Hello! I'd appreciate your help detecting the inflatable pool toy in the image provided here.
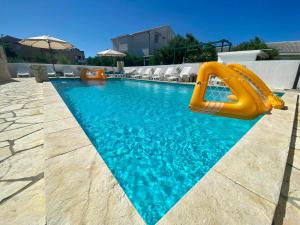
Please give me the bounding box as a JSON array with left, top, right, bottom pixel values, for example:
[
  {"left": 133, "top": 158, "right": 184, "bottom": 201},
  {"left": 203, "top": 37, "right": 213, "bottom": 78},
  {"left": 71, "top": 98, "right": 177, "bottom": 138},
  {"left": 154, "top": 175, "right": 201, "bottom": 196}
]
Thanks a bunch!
[
  {"left": 227, "top": 64, "right": 285, "bottom": 109},
  {"left": 80, "top": 68, "right": 107, "bottom": 80},
  {"left": 189, "top": 62, "right": 284, "bottom": 120}
]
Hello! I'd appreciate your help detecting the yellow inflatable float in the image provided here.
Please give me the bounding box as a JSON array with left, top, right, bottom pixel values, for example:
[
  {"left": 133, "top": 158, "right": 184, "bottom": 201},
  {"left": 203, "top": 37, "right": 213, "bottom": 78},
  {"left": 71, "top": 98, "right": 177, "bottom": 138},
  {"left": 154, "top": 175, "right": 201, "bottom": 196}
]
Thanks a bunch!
[
  {"left": 80, "top": 68, "right": 107, "bottom": 80},
  {"left": 227, "top": 64, "right": 285, "bottom": 109},
  {"left": 189, "top": 62, "right": 284, "bottom": 120}
]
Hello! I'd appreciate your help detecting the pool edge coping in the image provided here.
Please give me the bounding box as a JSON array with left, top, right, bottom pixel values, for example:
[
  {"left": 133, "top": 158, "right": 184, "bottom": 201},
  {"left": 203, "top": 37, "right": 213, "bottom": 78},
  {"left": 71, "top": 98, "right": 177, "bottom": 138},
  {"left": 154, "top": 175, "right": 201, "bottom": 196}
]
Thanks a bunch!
[
  {"left": 43, "top": 81, "right": 146, "bottom": 225},
  {"left": 43, "top": 80, "right": 298, "bottom": 225},
  {"left": 50, "top": 76, "right": 287, "bottom": 92},
  {"left": 157, "top": 91, "right": 298, "bottom": 225}
]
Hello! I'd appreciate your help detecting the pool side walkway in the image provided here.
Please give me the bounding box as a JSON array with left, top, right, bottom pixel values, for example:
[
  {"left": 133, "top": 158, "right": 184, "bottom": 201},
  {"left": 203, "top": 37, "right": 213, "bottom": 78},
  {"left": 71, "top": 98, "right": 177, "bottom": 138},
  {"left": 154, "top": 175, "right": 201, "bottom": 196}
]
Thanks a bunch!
[
  {"left": 0, "top": 78, "right": 45, "bottom": 225},
  {"left": 0, "top": 78, "right": 299, "bottom": 225},
  {"left": 274, "top": 96, "right": 300, "bottom": 225},
  {"left": 157, "top": 92, "right": 298, "bottom": 225},
  {"left": 43, "top": 81, "right": 144, "bottom": 225}
]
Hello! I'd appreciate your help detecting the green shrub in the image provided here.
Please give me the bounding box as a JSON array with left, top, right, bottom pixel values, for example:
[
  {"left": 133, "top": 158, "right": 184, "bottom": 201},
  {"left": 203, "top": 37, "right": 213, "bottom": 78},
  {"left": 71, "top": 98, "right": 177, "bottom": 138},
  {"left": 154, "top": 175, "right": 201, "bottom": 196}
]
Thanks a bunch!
[
  {"left": 55, "top": 54, "right": 71, "bottom": 64},
  {"left": 233, "top": 37, "right": 279, "bottom": 59},
  {"left": 149, "top": 34, "right": 217, "bottom": 65},
  {"left": 86, "top": 54, "right": 144, "bottom": 67}
]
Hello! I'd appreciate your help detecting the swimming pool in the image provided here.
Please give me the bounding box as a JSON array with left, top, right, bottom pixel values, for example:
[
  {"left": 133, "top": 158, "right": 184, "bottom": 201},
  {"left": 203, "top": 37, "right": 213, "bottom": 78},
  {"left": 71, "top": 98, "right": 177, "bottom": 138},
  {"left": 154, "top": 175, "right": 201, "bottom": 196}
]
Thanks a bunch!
[{"left": 51, "top": 79, "right": 259, "bottom": 225}]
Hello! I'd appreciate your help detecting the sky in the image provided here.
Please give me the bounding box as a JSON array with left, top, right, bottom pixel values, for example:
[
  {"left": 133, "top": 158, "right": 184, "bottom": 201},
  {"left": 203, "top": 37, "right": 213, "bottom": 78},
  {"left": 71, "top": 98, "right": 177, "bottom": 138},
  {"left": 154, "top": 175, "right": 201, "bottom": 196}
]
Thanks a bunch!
[{"left": 1, "top": 0, "right": 300, "bottom": 57}]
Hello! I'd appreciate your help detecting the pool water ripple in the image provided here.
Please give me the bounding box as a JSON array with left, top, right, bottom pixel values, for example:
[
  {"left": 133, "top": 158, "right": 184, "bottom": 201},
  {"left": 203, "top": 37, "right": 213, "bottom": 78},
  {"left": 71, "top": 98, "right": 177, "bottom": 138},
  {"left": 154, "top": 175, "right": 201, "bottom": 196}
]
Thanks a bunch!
[{"left": 51, "top": 79, "right": 259, "bottom": 225}]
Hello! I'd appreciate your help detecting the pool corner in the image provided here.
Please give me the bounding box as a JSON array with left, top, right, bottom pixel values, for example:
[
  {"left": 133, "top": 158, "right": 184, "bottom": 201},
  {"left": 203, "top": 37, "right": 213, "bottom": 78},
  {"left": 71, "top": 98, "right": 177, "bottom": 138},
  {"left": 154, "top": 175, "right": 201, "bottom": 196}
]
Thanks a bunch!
[{"left": 43, "top": 81, "right": 145, "bottom": 225}]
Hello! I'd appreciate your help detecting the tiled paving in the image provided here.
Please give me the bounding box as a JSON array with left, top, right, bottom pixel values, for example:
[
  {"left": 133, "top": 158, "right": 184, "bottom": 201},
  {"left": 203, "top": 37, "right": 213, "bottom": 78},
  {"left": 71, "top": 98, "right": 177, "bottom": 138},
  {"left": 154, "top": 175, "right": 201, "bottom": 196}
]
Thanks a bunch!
[
  {"left": 0, "top": 78, "right": 45, "bottom": 225},
  {"left": 274, "top": 96, "right": 300, "bottom": 225}
]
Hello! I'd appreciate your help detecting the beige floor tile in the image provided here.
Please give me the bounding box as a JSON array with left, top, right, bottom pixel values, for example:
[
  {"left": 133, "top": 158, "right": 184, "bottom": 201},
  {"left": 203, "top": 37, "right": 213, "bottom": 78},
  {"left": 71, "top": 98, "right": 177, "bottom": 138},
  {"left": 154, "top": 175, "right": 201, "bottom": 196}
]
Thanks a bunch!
[
  {"left": 214, "top": 127, "right": 290, "bottom": 204},
  {"left": 45, "top": 126, "right": 91, "bottom": 158},
  {"left": 45, "top": 145, "right": 144, "bottom": 225},
  {"left": 44, "top": 116, "right": 79, "bottom": 134},
  {"left": 0, "top": 179, "right": 45, "bottom": 225},
  {"left": 158, "top": 170, "right": 275, "bottom": 225}
]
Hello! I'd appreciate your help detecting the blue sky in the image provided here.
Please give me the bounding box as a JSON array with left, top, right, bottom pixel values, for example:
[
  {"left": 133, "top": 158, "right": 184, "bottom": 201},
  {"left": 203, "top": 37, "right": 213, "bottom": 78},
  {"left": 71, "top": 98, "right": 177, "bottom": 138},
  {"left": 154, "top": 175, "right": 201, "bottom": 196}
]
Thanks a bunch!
[{"left": 1, "top": 0, "right": 299, "bottom": 57}]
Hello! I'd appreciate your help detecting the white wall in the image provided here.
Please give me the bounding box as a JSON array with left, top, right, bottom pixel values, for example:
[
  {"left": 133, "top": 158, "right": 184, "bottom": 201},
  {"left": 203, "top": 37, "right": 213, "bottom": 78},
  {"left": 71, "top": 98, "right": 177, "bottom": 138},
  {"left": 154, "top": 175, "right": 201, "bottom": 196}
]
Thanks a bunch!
[
  {"left": 125, "top": 61, "right": 300, "bottom": 90},
  {"left": 218, "top": 50, "right": 267, "bottom": 62},
  {"left": 8, "top": 63, "right": 113, "bottom": 77},
  {"left": 8, "top": 61, "right": 300, "bottom": 90},
  {"left": 236, "top": 60, "right": 300, "bottom": 90}
]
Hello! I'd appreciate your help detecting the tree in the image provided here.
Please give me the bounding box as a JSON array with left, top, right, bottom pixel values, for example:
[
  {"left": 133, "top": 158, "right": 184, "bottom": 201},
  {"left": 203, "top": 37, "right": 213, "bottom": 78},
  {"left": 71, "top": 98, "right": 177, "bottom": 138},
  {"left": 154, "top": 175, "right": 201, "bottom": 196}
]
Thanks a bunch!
[
  {"left": 199, "top": 44, "right": 217, "bottom": 62},
  {"left": 55, "top": 54, "right": 71, "bottom": 64},
  {"left": 233, "top": 37, "right": 278, "bottom": 59},
  {"left": 34, "top": 53, "right": 52, "bottom": 63},
  {"left": 100, "top": 57, "right": 113, "bottom": 66},
  {"left": 86, "top": 56, "right": 100, "bottom": 66},
  {"left": 86, "top": 54, "right": 144, "bottom": 67},
  {"left": 0, "top": 41, "right": 18, "bottom": 58},
  {"left": 86, "top": 56, "right": 113, "bottom": 66},
  {"left": 123, "top": 53, "right": 144, "bottom": 66},
  {"left": 149, "top": 34, "right": 217, "bottom": 65}
]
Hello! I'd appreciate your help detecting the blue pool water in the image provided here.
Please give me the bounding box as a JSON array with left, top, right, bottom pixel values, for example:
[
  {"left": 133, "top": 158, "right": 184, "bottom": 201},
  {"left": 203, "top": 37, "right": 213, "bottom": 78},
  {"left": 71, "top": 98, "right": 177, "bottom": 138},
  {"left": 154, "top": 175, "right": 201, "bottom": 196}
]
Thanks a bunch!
[{"left": 51, "top": 79, "right": 260, "bottom": 224}]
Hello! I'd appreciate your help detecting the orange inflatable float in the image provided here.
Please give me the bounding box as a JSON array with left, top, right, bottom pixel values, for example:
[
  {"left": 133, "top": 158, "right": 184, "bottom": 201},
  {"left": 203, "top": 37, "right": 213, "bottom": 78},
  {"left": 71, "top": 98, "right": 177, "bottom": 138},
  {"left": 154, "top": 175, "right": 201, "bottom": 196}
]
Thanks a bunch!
[
  {"left": 80, "top": 68, "right": 107, "bottom": 80},
  {"left": 189, "top": 62, "right": 284, "bottom": 120}
]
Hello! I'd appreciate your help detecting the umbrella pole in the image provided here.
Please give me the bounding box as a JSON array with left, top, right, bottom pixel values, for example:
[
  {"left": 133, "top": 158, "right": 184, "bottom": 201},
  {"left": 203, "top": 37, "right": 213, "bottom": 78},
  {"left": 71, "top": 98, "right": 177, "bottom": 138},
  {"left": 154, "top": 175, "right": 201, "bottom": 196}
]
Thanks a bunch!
[
  {"left": 112, "top": 56, "right": 115, "bottom": 76},
  {"left": 48, "top": 41, "right": 56, "bottom": 75}
]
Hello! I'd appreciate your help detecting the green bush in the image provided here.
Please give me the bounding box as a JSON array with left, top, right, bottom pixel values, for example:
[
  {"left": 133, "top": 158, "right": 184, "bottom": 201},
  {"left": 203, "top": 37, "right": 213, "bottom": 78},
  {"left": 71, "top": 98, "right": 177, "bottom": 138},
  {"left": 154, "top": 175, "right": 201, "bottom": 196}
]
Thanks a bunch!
[
  {"left": 123, "top": 54, "right": 144, "bottom": 66},
  {"left": 86, "top": 56, "right": 113, "bottom": 66},
  {"left": 86, "top": 54, "right": 144, "bottom": 67},
  {"left": 55, "top": 54, "right": 71, "bottom": 64},
  {"left": 233, "top": 37, "right": 279, "bottom": 59},
  {"left": 34, "top": 53, "right": 52, "bottom": 64},
  {"left": 0, "top": 41, "right": 17, "bottom": 58},
  {"left": 149, "top": 34, "right": 217, "bottom": 65}
]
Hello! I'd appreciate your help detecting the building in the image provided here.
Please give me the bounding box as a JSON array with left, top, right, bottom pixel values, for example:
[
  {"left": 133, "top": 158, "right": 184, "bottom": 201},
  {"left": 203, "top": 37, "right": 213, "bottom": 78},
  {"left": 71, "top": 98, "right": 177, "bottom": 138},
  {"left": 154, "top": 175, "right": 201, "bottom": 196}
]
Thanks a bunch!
[
  {"left": 112, "top": 25, "right": 175, "bottom": 63},
  {"left": 267, "top": 41, "right": 300, "bottom": 60},
  {"left": 60, "top": 48, "right": 85, "bottom": 64},
  {"left": 0, "top": 35, "right": 85, "bottom": 64}
]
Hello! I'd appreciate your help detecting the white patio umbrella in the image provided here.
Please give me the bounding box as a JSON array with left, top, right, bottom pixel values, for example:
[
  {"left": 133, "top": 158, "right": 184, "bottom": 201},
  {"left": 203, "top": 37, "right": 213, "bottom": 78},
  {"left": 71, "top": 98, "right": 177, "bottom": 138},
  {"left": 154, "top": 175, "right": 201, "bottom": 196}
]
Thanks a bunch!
[
  {"left": 96, "top": 49, "right": 126, "bottom": 75},
  {"left": 19, "top": 35, "right": 74, "bottom": 72},
  {"left": 97, "top": 49, "right": 126, "bottom": 57}
]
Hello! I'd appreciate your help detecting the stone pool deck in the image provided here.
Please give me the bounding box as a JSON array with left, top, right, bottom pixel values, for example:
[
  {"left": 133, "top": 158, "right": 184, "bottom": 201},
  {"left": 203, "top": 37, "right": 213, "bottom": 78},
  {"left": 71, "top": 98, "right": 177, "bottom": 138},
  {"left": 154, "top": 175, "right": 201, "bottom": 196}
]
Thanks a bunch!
[
  {"left": 273, "top": 96, "right": 300, "bottom": 225},
  {"left": 0, "top": 78, "right": 299, "bottom": 225},
  {"left": 0, "top": 78, "right": 45, "bottom": 225}
]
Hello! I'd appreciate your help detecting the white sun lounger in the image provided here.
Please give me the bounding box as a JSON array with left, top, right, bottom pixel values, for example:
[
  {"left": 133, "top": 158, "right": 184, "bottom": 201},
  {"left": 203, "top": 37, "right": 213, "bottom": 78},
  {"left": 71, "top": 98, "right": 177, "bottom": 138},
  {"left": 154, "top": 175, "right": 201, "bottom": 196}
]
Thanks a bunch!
[
  {"left": 209, "top": 76, "right": 224, "bottom": 86},
  {"left": 179, "top": 66, "right": 192, "bottom": 80},
  {"left": 132, "top": 68, "right": 144, "bottom": 79},
  {"left": 17, "top": 68, "right": 30, "bottom": 78},
  {"left": 63, "top": 69, "right": 75, "bottom": 77},
  {"left": 163, "top": 67, "right": 175, "bottom": 80},
  {"left": 167, "top": 74, "right": 180, "bottom": 81},
  {"left": 141, "top": 68, "right": 152, "bottom": 79},
  {"left": 165, "top": 67, "right": 180, "bottom": 81},
  {"left": 47, "top": 67, "right": 56, "bottom": 77},
  {"left": 124, "top": 67, "right": 136, "bottom": 77},
  {"left": 152, "top": 68, "right": 163, "bottom": 80}
]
